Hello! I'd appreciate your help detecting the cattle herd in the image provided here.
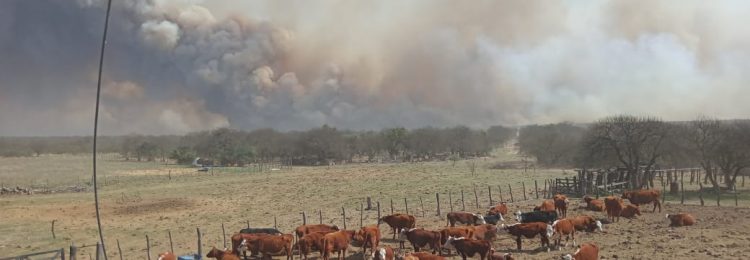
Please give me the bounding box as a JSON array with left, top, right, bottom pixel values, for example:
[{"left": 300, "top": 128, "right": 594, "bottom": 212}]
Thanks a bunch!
[{"left": 155, "top": 189, "right": 695, "bottom": 260}]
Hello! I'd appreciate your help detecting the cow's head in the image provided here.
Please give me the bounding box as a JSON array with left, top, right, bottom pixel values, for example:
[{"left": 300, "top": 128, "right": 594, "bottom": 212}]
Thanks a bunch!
[
  {"left": 545, "top": 224, "right": 554, "bottom": 238},
  {"left": 331, "top": 225, "right": 340, "bottom": 231},
  {"left": 442, "top": 236, "right": 464, "bottom": 250},
  {"left": 514, "top": 210, "right": 522, "bottom": 222},
  {"left": 561, "top": 253, "right": 574, "bottom": 260},
  {"left": 237, "top": 238, "right": 248, "bottom": 252},
  {"left": 206, "top": 247, "right": 223, "bottom": 258},
  {"left": 595, "top": 220, "right": 603, "bottom": 231},
  {"left": 473, "top": 213, "right": 487, "bottom": 224},
  {"left": 621, "top": 191, "right": 633, "bottom": 200},
  {"left": 583, "top": 196, "right": 593, "bottom": 203},
  {"left": 372, "top": 248, "right": 387, "bottom": 260},
  {"left": 398, "top": 228, "right": 417, "bottom": 241},
  {"left": 502, "top": 253, "right": 514, "bottom": 260},
  {"left": 633, "top": 205, "right": 642, "bottom": 216}
]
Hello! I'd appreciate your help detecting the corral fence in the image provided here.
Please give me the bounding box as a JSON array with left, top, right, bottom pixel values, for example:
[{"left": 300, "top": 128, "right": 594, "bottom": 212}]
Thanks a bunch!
[{"left": 0, "top": 248, "right": 65, "bottom": 260}]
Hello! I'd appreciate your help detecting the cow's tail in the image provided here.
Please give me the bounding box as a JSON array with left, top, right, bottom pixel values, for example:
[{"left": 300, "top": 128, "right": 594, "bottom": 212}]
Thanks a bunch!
[{"left": 321, "top": 238, "right": 328, "bottom": 259}]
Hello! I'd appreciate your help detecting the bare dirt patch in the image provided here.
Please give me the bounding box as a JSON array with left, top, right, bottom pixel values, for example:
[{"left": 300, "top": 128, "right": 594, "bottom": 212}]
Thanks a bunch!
[{"left": 113, "top": 198, "right": 194, "bottom": 216}]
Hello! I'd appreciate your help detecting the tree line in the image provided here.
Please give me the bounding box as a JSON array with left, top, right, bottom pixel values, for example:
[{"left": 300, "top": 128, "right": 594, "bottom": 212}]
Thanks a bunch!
[{"left": 517, "top": 116, "right": 750, "bottom": 191}]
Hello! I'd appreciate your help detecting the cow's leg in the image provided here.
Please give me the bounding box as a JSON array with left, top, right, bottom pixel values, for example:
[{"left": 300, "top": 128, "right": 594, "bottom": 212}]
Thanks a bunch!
[{"left": 516, "top": 236, "right": 522, "bottom": 251}]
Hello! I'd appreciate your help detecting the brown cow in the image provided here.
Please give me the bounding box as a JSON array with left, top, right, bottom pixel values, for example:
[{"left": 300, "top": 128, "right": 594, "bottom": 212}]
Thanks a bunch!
[
  {"left": 535, "top": 200, "right": 556, "bottom": 212},
  {"left": 439, "top": 227, "right": 474, "bottom": 255},
  {"left": 406, "top": 252, "right": 446, "bottom": 260},
  {"left": 206, "top": 247, "right": 241, "bottom": 260},
  {"left": 471, "top": 224, "right": 498, "bottom": 241},
  {"left": 380, "top": 214, "right": 416, "bottom": 239},
  {"left": 500, "top": 223, "right": 553, "bottom": 251},
  {"left": 157, "top": 252, "right": 177, "bottom": 260},
  {"left": 399, "top": 228, "right": 442, "bottom": 253},
  {"left": 488, "top": 249, "right": 514, "bottom": 260},
  {"left": 666, "top": 213, "right": 696, "bottom": 227},
  {"left": 622, "top": 189, "right": 662, "bottom": 212},
  {"left": 447, "top": 212, "right": 487, "bottom": 226},
  {"left": 620, "top": 204, "right": 641, "bottom": 219},
  {"left": 231, "top": 233, "right": 272, "bottom": 257},
  {"left": 487, "top": 203, "right": 509, "bottom": 216},
  {"left": 553, "top": 194, "right": 570, "bottom": 218},
  {"left": 240, "top": 234, "right": 293, "bottom": 260},
  {"left": 321, "top": 230, "right": 356, "bottom": 260},
  {"left": 353, "top": 225, "right": 381, "bottom": 256},
  {"left": 551, "top": 219, "right": 576, "bottom": 250},
  {"left": 603, "top": 196, "right": 623, "bottom": 223},
  {"left": 582, "top": 196, "right": 604, "bottom": 212},
  {"left": 443, "top": 236, "right": 491, "bottom": 260},
  {"left": 295, "top": 224, "right": 340, "bottom": 239},
  {"left": 569, "top": 215, "right": 603, "bottom": 232},
  {"left": 562, "top": 242, "right": 598, "bottom": 260},
  {"left": 372, "top": 246, "right": 395, "bottom": 260},
  {"left": 295, "top": 231, "right": 328, "bottom": 260}
]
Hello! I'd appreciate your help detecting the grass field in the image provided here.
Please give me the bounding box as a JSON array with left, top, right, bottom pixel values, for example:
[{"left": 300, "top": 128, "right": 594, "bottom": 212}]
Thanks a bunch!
[{"left": 1, "top": 148, "right": 750, "bottom": 259}]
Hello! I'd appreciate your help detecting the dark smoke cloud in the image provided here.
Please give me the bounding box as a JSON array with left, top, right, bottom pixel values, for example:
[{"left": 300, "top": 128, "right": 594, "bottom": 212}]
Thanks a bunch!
[{"left": 1, "top": 0, "right": 749, "bottom": 136}]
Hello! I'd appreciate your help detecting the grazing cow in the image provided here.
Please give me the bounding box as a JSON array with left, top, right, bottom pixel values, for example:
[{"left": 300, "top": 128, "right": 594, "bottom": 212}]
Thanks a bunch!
[
  {"left": 206, "top": 247, "right": 241, "bottom": 260},
  {"left": 500, "top": 223, "right": 553, "bottom": 251},
  {"left": 231, "top": 233, "right": 272, "bottom": 257},
  {"left": 353, "top": 225, "right": 381, "bottom": 256},
  {"left": 240, "top": 234, "right": 293, "bottom": 260},
  {"left": 534, "top": 200, "right": 556, "bottom": 212},
  {"left": 439, "top": 227, "right": 474, "bottom": 255},
  {"left": 399, "top": 228, "right": 442, "bottom": 253},
  {"left": 380, "top": 214, "right": 417, "bottom": 239},
  {"left": 488, "top": 249, "right": 514, "bottom": 260},
  {"left": 295, "top": 231, "right": 328, "bottom": 260},
  {"left": 666, "top": 213, "right": 696, "bottom": 227},
  {"left": 562, "top": 242, "right": 598, "bottom": 260},
  {"left": 603, "top": 196, "right": 623, "bottom": 223},
  {"left": 620, "top": 204, "right": 641, "bottom": 219},
  {"left": 443, "top": 236, "right": 492, "bottom": 260},
  {"left": 471, "top": 224, "right": 499, "bottom": 241},
  {"left": 582, "top": 196, "right": 604, "bottom": 212},
  {"left": 622, "top": 189, "right": 662, "bottom": 212},
  {"left": 239, "top": 227, "right": 282, "bottom": 235},
  {"left": 483, "top": 214, "right": 505, "bottom": 225},
  {"left": 553, "top": 194, "right": 570, "bottom": 218},
  {"left": 372, "top": 246, "right": 395, "bottom": 260},
  {"left": 294, "top": 224, "right": 340, "bottom": 239},
  {"left": 321, "top": 230, "right": 356, "bottom": 260},
  {"left": 157, "top": 252, "right": 177, "bottom": 260},
  {"left": 487, "top": 203, "right": 509, "bottom": 216},
  {"left": 447, "top": 212, "right": 487, "bottom": 226},
  {"left": 406, "top": 252, "right": 446, "bottom": 260},
  {"left": 551, "top": 219, "right": 576, "bottom": 250},
  {"left": 569, "top": 215, "right": 603, "bottom": 233},
  {"left": 514, "top": 210, "right": 558, "bottom": 224}
]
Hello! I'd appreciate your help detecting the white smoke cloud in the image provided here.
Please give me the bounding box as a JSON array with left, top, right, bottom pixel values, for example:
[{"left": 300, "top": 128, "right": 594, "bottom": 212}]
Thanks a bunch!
[{"left": 140, "top": 20, "right": 180, "bottom": 49}]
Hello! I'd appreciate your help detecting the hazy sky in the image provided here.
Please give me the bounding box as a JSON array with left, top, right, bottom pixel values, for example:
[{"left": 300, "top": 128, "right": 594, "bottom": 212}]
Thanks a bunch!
[{"left": 1, "top": 0, "right": 749, "bottom": 136}]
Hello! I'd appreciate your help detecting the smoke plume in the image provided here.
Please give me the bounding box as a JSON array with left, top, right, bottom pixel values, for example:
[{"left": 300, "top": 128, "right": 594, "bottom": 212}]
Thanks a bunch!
[{"left": 1, "top": 0, "right": 749, "bottom": 136}]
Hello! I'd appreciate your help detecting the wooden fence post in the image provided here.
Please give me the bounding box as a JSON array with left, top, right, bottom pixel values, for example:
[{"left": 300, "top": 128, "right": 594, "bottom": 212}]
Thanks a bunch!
[
  {"left": 488, "top": 186, "right": 493, "bottom": 206},
  {"left": 342, "top": 207, "right": 347, "bottom": 229},
  {"left": 197, "top": 228, "right": 202, "bottom": 258},
  {"left": 680, "top": 172, "right": 685, "bottom": 205},
  {"left": 390, "top": 199, "right": 394, "bottom": 214},
  {"left": 360, "top": 203, "right": 364, "bottom": 228},
  {"left": 366, "top": 197, "right": 373, "bottom": 210},
  {"left": 146, "top": 235, "right": 151, "bottom": 260},
  {"left": 461, "top": 190, "right": 466, "bottom": 211},
  {"left": 274, "top": 216, "right": 277, "bottom": 229},
  {"left": 716, "top": 185, "right": 721, "bottom": 207},
  {"left": 222, "top": 223, "right": 227, "bottom": 249},
  {"left": 522, "top": 182, "right": 527, "bottom": 200},
  {"left": 168, "top": 230, "right": 174, "bottom": 254},
  {"left": 534, "top": 180, "right": 539, "bottom": 199},
  {"left": 117, "top": 239, "right": 123, "bottom": 260},
  {"left": 377, "top": 201, "right": 381, "bottom": 226},
  {"left": 661, "top": 177, "right": 666, "bottom": 205},
  {"left": 246, "top": 220, "right": 250, "bottom": 229},
  {"left": 404, "top": 198, "right": 409, "bottom": 215},
  {"left": 698, "top": 182, "right": 705, "bottom": 206},
  {"left": 319, "top": 210, "right": 323, "bottom": 224},
  {"left": 51, "top": 220, "right": 56, "bottom": 239},
  {"left": 473, "top": 185, "right": 479, "bottom": 209},
  {"left": 70, "top": 244, "right": 77, "bottom": 260},
  {"left": 419, "top": 197, "right": 425, "bottom": 217},
  {"left": 508, "top": 184, "right": 514, "bottom": 202},
  {"left": 302, "top": 211, "right": 307, "bottom": 225},
  {"left": 448, "top": 191, "right": 454, "bottom": 212},
  {"left": 544, "top": 180, "right": 548, "bottom": 199},
  {"left": 498, "top": 185, "right": 503, "bottom": 203}
]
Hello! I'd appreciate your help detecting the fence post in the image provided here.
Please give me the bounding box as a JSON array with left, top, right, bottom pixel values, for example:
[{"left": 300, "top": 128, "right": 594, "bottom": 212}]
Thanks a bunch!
[
  {"left": 544, "top": 180, "right": 548, "bottom": 199},
  {"left": 117, "top": 239, "right": 123, "bottom": 260},
  {"left": 146, "top": 235, "right": 151, "bottom": 260},
  {"left": 246, "top": 220, "right": 250, "bottom": 229},
  {"left": 488, "top": 186, "right": 493, "bottom": 206},
  {"left": 390, "top": 199, "right": 394, "bottom": 214},
  {"left": 661, "top": 177, "right": 666, "bottom": 205},
  {"left": 448, "top": 191, "right": 453, "bottom": 212},
  {"left": 716, "top": 184, "right": 721, "bottom": 207},
  {"left": 498, "top": 185, "right": 503, "bottom": 203},
  {"left": 522, "top": 182, "right": 527, "bottom": 200},
  {"left": 473, "top": 185, "right": 479, "bottom": 209},
  {"left": 680, "top": 172, "right": 685, "bottom": 205},
  {"left": 168, "top": 230, "right": 174, "bottom": 254},
  {"left": 698, "top": 182, "right": 705, "bottom": 206},
  {"left": 319, "top": 210, "right": 323, "bottom": 224},
  {"left": 95, "top": 242, "right": 102, "bottom": 260},
  {"left": 274, "top": 216, "right": 278, "bottom": 229},
  {"left": 366, "top": 197, "right": 373, "bottom": 210},
  {"left": 377, "top": 201, "right": 381, "bottom": 226},
  {"left": 508, "top": 184, "right": 514, "bottom": 202},
  {"left": 60, "top": 248, "right": 66, "bottom": 260},
  {"left": 342, "top": 207, "right": 347, "bottom": 229},
  {"left": 197, "top": 228, "right": 202, "bottom": 258},
  {"left": 222, "top": 223, "right": 227, "bottom": 249},
  {"left": 436, "top": 193, "right": 441, "bottom": 216},
  {"left": 360, "top": 202, "right": 364, "bottom": 228},
  {"left": 461, "top": 190, "right": 466, "bottom": 211},
  {"left": 404, "top": 198, "right": 409, "bottom": 215},
  {"left": 70, "top": 244, "right": 77, "bottom": 260},
  {"left": 735, "top": 185, "right": 739, "bottom": 207},
  {"left": 302, "top": 211, "right": 307, "bottom": 225},
  {"left": 52, "top": 220, "right": 56, "bottom": 239},
  {"left": 419, "top": 197, "right": 425, "bottom": 217}
]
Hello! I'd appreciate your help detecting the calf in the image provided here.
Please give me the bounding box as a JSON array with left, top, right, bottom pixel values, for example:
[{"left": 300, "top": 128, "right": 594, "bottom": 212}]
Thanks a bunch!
[
  {"left": 321, "top": 230, "right": 356, "bottom": 260},
  {"left": 620, "top": 204, "right": 641, "bottom": 219},
  {"left": 487, "top": 203, "right": 509, "bottom": 216},
  {"left": 240, "top": 234, "right": 293, "bottom": 260},
  {"left": 353, "top": 225, "right": 381, "bottom": 256},
  {"left": 447, "top": 212, "right": 486, "bottom": 226},
  {"left": 483, "top": 214, "right": 505, "bottom": 225},
  {"left": 622, "top": 189, "right": 662, "bottom": 212},
  {"left": 372, "top": 246, "right": 395, "bottom": 260},
  {"left": 553, "top": 194, "right": 570, "bottom": 218},
  {"left": 157, "top": 252, "right": 177, "bottom": 260},
  {"left": 295, "top": 224, "right": 339, "bottom": 239},
  {"left": 439, "top": 227, "right": 474, "bottom": 255},
  {"left": 380, "top": 214, "right": 416, "bottom": 239},
  {"left": 603, "top": 196, "right": 623, "bottom": 223},
  {"left": 562, "top": 242, "right": 598, "bottom": 260},
  {"left": 240, "top": 227, "right": 282, "bottom": 235},
  {"left": 569, "top": 215, "right": 602, "bottom": 233},
  {"left": 400, "top": 228, "right": 442, "bottom": 253},
  {"left": 206, "top": 247, "right": 241, "bottom": 260},
  {"left": 406, "top": 252, "right": 446, "bottom": 260},
  {"left": 551, "top": 219, "right": 576, "bottom": 250},
  {"left": 295, "top": 231, "right": 327, "bottom": 260},
  {"left": 443, "top": 236, "right": 492, "bottom": 260},
  {"left": 582, "top": 196, "right": 604, "bottom": 212},
  {"left": 514, "top": 210, "right": 558, "bottom": 224},
  {"left": 488, "top": 249, "right": 514, "bottom": 260},
  {"left": 471, "top": 224, "right": 499, "bottom": 241},
  {"left": 666, "top": 213, "right": 696, "bottom": 227},
  {"left": 535, "top": 200, "right": 556, "bottom": 212},
  {"left": 501, "top": 223, "right": 553, "bottom": 251}
]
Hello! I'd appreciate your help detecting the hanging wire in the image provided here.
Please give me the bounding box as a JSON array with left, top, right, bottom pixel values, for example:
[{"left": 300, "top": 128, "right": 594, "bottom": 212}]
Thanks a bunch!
[{"left": 93, "top": 0, "right": 113, "bottom": 259}]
